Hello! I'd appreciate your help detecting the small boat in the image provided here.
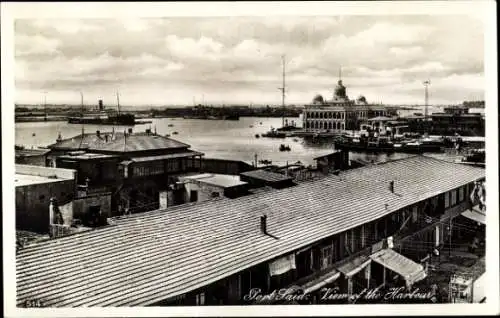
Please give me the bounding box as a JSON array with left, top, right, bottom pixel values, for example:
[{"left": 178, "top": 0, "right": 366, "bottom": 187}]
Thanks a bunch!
[
  {"left": 255, "top": 134, "right": 260, "bottom": 138},
  {"left": 279, "top": 144, "right": 291, "bottom": 152},
  {"left": 164, "top": 134, "right": 170, "bottom": 137},
  {"left": 168, "top": 124, "right": 174, "bottom": 127},
  {"left": 32, "top": 133, "right": 36, "bottom": 137},
  {"left": 261, "top": 128, "right": 286, "bottom": 138},
  {"left": 259, "top": 122, "right": 263, "bottom": 125},
  {"left": 172, "top": 131, "right": 178, "bottom": 135}
]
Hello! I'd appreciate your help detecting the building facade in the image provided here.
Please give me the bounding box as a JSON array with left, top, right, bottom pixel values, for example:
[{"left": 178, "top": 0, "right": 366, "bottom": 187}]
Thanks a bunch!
[
  {"left": 49, "top": 128, "right": 204, "bottom": 216},
  {"left": 303, "top": 79, "right": 393, "bottom": 133},
  {"left": 16, "top": 156, "right": 485, "bottom": 307}
]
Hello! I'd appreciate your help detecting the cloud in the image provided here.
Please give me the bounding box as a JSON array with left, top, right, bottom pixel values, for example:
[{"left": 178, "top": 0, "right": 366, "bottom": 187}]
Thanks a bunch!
[{"left": 14, "top": 16, "right": 485, "bottom": 105}]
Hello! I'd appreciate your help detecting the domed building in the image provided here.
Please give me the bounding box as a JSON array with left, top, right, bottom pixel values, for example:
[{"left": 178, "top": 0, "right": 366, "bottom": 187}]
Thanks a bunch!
[{"left": 302, "top": 76, "right": 392, "bottom": 133}]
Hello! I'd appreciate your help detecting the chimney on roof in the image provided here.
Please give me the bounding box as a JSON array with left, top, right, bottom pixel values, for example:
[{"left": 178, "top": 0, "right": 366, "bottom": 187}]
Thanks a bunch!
[
  {"left": 389, "top": 180, "right": 394, "bottom": 193},
  {"left": 96, "top": 130, "right": 101, "bottom": 138},
  {"left": 128, "top": 128, "right": 133, "bottom": 134},
  {"left": 260, "top": 215, "right": 267, "bottom": 234},
  {"left": 145, "top": 128, "right": 151, "bottom": 135},
  {"left": 104, "top": 134, "right": 109, "bottom": 142}
]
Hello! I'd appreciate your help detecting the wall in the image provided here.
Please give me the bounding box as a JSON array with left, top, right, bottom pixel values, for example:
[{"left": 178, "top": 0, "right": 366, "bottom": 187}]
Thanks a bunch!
[
  {"left": 201, "top": 158, "right": 254, "bottom": 175},
  {"left": 16, "top": 164, "right": 76, "bottom": 180},
  {"left": 159, "top": 191, "right": 168, "bottom": 209},
  {"left": 16, "top": 179, "right": 75, "bottom": 233},
  {"left": 15, "top": 155, "right": 47, "bottom": 167},
  {"left": 183, "top": 181, "right": 225, "bottom": 203},
  {"left": 72, "top": 193, "right": 112, "bottom": 220},
  {"left": 58, "top": 201, "right": 73, "bottom": 226}
]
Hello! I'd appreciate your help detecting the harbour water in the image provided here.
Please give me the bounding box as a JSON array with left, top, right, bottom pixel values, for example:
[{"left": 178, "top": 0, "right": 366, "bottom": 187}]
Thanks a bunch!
[{"left": 15, "top": 116, "right": 458, "bottom": 167}]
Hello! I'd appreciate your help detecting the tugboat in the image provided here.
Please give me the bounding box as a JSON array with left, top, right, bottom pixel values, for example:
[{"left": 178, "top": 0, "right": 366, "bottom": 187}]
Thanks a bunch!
[{"left": 261, "top": 127, "right": 286, "bottom": 138}]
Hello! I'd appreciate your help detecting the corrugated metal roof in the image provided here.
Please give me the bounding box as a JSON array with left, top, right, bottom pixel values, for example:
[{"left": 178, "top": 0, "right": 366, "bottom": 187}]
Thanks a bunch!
[
  {"left": 131, "top": 151, "right": 204, "bottom": 163},
  {"left": 370, "top": 248, "right": 426, "bottom": 285},
  {"left": 461, "top": 205, "right": 485, "bottom": 224},
  {"left": 16, "top": 156, "right": 485, "bottom": 307},
  {"left": 240, "top": 169, "right": 293, "bottom": 183},
  {"left": 48, "top": 133, "right": 190, "bottom": 153},
  {"left": 15, "top": 148, "right": 50, "bottom": 157},
  {"left": 180, "top": 173, "right": 247, "bottom": 188}
]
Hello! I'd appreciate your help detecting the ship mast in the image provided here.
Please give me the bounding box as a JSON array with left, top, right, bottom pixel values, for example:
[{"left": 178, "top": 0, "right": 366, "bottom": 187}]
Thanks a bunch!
[
  {"left": 278, "top": 55, "right": 286, "bottom": 127},
  {"left": 80, "top": 92, "right": 84, "bottom": 115},
  {"left": 43, "top": 91, "right": 47, "bottom": 121}
]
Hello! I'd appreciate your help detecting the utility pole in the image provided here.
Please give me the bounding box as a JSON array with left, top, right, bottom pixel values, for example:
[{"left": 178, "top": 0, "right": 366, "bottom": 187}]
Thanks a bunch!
[
  {"left": 423, "top": 80, "right": 431, "bottom": 120},
  {"left": 116, "top": 91, "right": 121, "bottom": 115},
  {"left": 278, "top": 55, "right": 287, "bottom": 128},
  {"left": 43, "top": 91, "right": 48, "bottom": 121}
]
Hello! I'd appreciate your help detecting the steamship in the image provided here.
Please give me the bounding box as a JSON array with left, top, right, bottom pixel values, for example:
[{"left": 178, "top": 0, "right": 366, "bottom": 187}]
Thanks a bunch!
[{"left": 68, "top": 94, "right": 136, "bottom": 126}]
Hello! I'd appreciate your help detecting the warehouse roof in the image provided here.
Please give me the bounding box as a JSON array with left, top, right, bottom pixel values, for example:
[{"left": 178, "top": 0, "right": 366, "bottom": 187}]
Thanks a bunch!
[
  {"left": 131, "top": 151, "right": 203, "bottom": 163},
  {"left": 16, "top": 156, "right": 485, "bottom": 307},
  {"left": 48, "top": 132, "right": 191, "bottom": 153},
  {"left": 240, "top": 169, "right": 293, "bottom": 183},
  {"left": 15, "top": 148, "right": 50, "bottom": 157}
]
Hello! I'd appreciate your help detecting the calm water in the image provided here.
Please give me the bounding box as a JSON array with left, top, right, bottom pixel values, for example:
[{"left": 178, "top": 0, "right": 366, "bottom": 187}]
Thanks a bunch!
[{"left": 16, "top": 116, "right": 450, "bottom": 167}]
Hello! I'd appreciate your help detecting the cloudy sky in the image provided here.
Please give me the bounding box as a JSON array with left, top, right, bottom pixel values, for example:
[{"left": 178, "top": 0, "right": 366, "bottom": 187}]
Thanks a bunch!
[{"left": 15, "top": 15, "right": 485, "bottom": 107}]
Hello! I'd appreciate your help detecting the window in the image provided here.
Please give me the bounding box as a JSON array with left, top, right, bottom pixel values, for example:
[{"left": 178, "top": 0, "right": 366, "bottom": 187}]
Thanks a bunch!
[
  {"left": 444, "top": 192, "right": 450, "bottom": 208},
  {"left": 190, "top": 190, "right": 198, "bottom": 202},
  {"left": 459, "top": 186, "right": 465, "bottom": 202},
  {"left": 320, "top": 245, "right": 333, "bottom": 269},
  {"left": 195, "top": 292, "right": 205, "bottom": 305},
  {"left": 451, "top": 190, "right": 457, "bottom": 206}
]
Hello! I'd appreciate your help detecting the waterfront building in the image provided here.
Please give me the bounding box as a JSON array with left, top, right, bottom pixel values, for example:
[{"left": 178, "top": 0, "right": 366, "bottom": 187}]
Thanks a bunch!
[
  {"left": 429, "top": 107, "right": 485, "bottom": 136},
  {"left": 303, "top": 78, "right": 393, "bottom": 133},
  {"left": 48, "top": 128, "right": 204, "bottom": 215},
  {"left": 15, "top": 164, "right": 111, "bottom": 237},
  {"left": 16, "top": 156, "right": 484, "bottom": 306},
  {"left": 15, "top": 164, "right": 76, "bottom": 234}
]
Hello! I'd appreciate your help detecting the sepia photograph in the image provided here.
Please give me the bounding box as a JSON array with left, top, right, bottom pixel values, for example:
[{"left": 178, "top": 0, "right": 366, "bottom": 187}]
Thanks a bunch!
[{"left": 2, "top": 1, "right": 498, "bottom": 317}]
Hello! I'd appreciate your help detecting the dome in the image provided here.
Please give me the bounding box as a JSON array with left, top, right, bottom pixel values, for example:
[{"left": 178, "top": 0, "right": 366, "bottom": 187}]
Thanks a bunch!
[
  {"left": 356, "top": 95, "right": 367, "bottom": 104},
  {"left": 334, "top": 80, "right": 347, "bottom": 99},
  {"left": 312, "top": 94, "right": 324, "bottom": 104}
]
